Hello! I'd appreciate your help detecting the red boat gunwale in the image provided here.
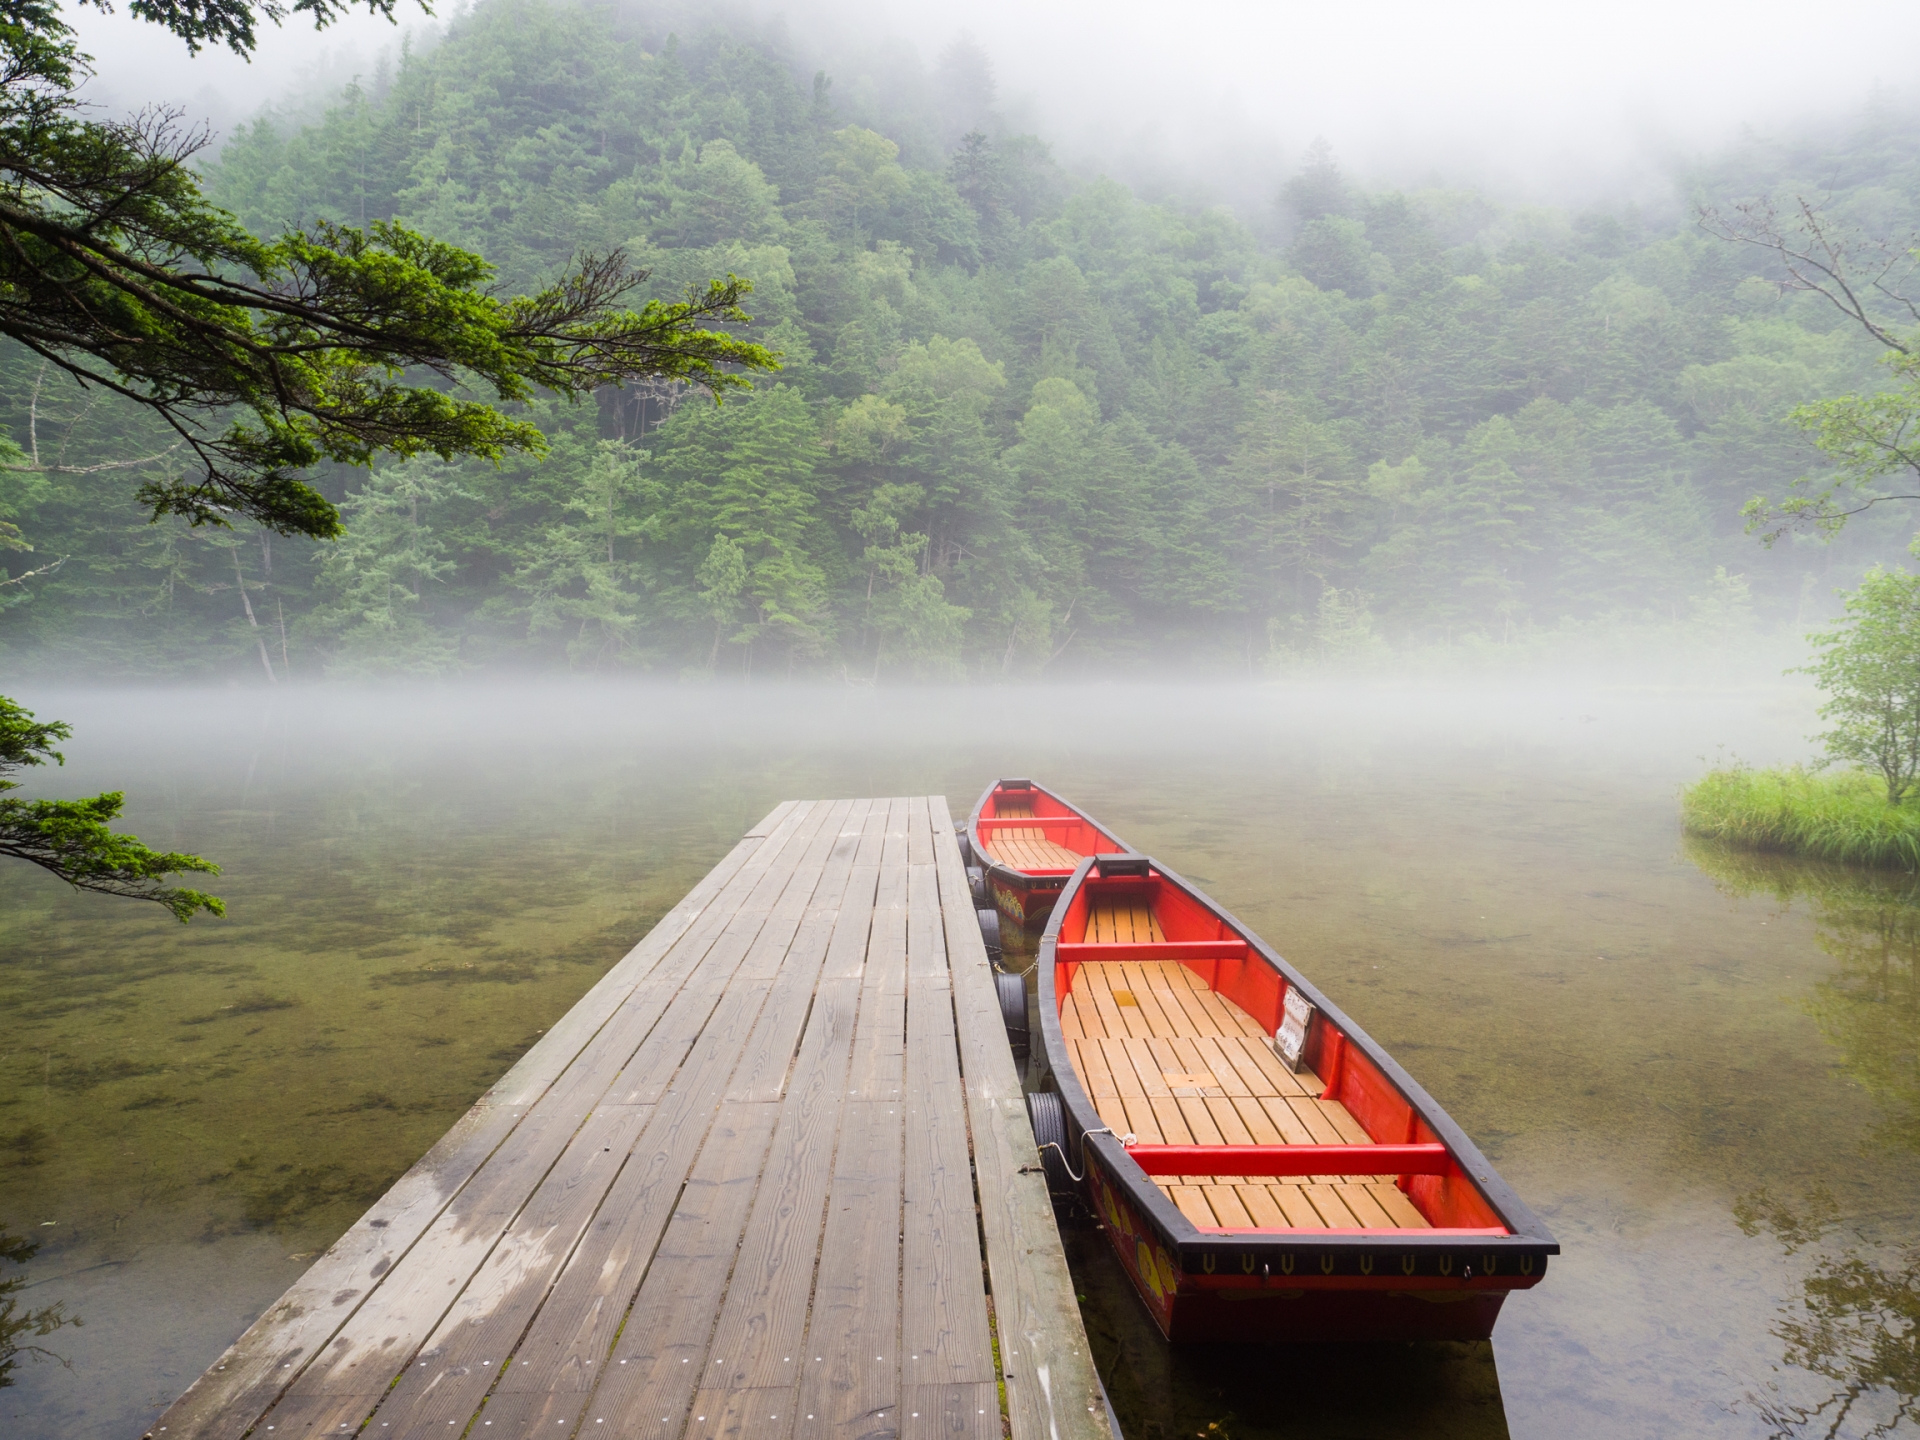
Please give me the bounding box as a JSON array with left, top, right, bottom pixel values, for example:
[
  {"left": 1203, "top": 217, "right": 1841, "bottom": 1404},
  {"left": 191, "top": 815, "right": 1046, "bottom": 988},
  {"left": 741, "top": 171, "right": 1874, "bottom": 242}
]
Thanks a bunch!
[{"left": 1035, "top": 851, "right": 1558, "bottom": 1340}]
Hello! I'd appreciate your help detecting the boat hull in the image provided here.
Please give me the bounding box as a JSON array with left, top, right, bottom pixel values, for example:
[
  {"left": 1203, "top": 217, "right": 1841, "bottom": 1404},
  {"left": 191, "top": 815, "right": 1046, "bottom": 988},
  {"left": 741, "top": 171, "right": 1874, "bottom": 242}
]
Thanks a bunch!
[
  {"left": 1036, "top": 851, "right": 1558, "bottom": 1345},
  {"left": 986, "top": 866, "right": 1068, "bottom": 931},
  {"left": 1084, "top": 1149, "right": 1535, "bottom": 1343}
]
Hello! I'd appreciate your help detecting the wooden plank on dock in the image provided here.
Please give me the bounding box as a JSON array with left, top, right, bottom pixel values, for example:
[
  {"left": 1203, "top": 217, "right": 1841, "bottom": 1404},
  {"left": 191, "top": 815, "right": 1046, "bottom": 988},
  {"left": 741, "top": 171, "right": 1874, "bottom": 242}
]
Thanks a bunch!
[
  {"left": 930, "top": 795, "right": 1112, "bottom": 1440},
  {"left": 154, "top": 797, "right": 1111, "bottom": 1440}
]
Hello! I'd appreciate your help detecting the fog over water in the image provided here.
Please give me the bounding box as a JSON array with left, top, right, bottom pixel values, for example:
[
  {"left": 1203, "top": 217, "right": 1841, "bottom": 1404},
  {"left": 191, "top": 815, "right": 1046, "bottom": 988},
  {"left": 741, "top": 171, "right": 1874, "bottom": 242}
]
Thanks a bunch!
[
  {"left": 66, "top": 0, "right": 1920, "bottom": 208},
  {"left": 5, "top": 680, "right": 1919, "bottom": 1438}
]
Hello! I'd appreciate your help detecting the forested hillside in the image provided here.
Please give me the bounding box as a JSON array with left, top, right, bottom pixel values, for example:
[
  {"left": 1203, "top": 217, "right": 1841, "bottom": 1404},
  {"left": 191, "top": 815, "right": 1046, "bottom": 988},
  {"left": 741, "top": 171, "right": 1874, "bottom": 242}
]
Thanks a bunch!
[{"left": 3, "top": 0, "right": 1917, "bottom": 679}]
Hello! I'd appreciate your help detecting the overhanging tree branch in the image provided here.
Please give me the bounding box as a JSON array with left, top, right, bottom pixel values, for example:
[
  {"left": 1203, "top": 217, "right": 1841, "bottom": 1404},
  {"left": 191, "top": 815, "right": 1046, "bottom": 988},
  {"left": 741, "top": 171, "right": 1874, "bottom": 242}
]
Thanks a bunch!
[
  {"left": 1699, "top": 196, "right": 1920, "bottom": 542},
  {"left": 0, "top": 3, "right": 780, "bottom": 541},
  {"left": 1699, "top": 196, "right": 1920, "bottom": 354},
  {"left": 0, "top": 697, "right": 221, "bottom": 919},
  {"left": 0, "top": 0, "right": 779, "bottom": 916}
]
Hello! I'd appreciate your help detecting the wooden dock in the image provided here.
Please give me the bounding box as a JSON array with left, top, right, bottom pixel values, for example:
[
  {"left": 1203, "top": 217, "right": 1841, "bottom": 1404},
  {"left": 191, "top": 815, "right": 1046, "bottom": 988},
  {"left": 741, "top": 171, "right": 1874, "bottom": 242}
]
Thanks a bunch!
[{"left": 153, "top": 798, "right": 1111, "bottom": 1440}]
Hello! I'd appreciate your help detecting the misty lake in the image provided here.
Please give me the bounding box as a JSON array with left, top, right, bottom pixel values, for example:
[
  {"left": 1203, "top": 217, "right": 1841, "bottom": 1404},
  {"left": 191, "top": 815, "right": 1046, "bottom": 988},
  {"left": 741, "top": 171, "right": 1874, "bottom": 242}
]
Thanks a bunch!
[{"left": 2, "top": 681, "right": 1916, "bottom": 1440}]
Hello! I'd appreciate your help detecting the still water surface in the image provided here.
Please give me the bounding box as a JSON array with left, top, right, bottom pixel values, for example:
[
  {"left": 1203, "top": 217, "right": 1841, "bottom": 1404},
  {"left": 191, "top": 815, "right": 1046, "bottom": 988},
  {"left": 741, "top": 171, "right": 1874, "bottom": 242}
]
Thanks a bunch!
[{"left": 1, "top": 682, "right": 1914, "bottom": 1439}]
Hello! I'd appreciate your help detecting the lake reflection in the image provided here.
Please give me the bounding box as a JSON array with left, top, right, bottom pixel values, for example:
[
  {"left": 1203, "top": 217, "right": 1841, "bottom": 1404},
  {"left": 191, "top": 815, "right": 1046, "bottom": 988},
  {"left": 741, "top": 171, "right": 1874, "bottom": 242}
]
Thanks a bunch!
[
  {"left": 1, "top": 681, "right": 1916, "bottom": 1439},
  {"left": 1688, "top": 844, "right": 1920, "bottom": 1437}
]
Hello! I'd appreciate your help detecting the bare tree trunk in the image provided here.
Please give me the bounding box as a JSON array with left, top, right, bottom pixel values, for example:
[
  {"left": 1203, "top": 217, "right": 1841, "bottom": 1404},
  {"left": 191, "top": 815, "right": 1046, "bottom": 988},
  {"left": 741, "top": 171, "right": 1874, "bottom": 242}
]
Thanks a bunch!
[
  {"left": 232, "top": 546, "right": 277, "bottom": 684},
  {"left": 276, "top": 598, "right": 291, "bottom": 677}
]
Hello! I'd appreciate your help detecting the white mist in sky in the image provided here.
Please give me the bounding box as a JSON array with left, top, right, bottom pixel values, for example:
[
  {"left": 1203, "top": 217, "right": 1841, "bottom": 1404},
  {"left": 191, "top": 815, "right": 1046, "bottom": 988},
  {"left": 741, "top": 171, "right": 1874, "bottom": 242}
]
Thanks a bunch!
[
  {"left": 67, "top": 3, "right": 446, "bottom": 136},
  {"left": 63, "top": 0, "right": 1920, "bottom": 206}
]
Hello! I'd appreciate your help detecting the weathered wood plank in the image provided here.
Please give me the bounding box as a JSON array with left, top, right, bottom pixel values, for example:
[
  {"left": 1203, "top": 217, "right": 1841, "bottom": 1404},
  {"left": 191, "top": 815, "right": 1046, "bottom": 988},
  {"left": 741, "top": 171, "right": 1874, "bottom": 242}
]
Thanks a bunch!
[
  {"left": 902, "top": 1382, "right": 1002, "bottom": 1440},
  {"left": 703, "top": 875, "right": 872, "bottom": 1393},
  {"left": 347, "top": 1103, "right": 652, "bottom": 1431},
  {"left": 473, "top": 898, "right": 827, "bottom": 1419},
  {"left": 906, "top": 794, "right": 934, "bottom": 867},
  {"left": 488, "top": 1101, "right": 782, "bottom": 1436},
  {"left": 903, "top": 793, "right": 992, "bottom": 1390},
  {"left": 928, "top": 795, "right": 1111, "bottom": 1440},
  {"left": 164, "top": 796, "right": 1107, "bottom": 1440},
  {"left": 906, "top": 859, "right": 945, "bottom": 983},
  {"left": 747, "top": 801, "right": 801, "bottom": 837},
  {"left": 726, "top": 800, "right": 867, "bottom": 1102},
  {"left": 902, "top": 975, "right": 994, "bottom": 1387},
  {"left": 794, "top": 1100, "right": 903, "bottom": 1440},
  {"left": 684, "top": 1383, "right": 798, "bottom": 1440},
  {"left": 337, "top": 817, "right": 840, "bottom": 1436},
  {"left": 846, "top": 828, "right": 908, "bottom": 1102},
  {"left": 265, "top": 802, "right": 838, "bottom": 1412}
]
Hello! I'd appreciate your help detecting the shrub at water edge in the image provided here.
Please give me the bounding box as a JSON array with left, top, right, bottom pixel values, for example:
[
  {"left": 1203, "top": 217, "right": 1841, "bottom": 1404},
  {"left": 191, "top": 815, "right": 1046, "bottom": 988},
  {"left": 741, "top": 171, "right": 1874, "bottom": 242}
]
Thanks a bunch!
[{"left": 1681, "top": 766, "right": 1920, "bottom": 870}]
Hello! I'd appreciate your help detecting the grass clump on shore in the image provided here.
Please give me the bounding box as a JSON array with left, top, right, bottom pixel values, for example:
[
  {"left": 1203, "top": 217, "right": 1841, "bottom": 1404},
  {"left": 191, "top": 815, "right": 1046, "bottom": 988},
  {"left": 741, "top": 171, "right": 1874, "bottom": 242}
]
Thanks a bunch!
[{"left": 1682, "top": 766, "right": 1920, "bottom": 870}]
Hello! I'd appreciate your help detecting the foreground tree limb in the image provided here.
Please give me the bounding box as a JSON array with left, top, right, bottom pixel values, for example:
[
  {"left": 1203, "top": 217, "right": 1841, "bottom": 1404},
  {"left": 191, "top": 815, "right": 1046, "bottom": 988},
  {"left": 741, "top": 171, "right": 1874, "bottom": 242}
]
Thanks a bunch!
[
  {"left": 0, "top": 0, "right": 780, "bottom": 913},
  {"left": 0, "top": 1, "right": 780, "bottom": 542},
  {"left": 0, "top": 697, "right": 222, "bottom": 919}
]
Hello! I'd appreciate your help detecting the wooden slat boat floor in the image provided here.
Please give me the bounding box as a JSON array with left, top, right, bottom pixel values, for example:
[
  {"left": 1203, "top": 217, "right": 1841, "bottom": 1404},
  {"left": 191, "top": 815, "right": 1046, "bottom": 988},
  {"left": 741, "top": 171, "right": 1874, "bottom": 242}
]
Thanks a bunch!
[
  {"left": 154, "top": 799, "right": 1110, "bottom": 1440},
  {"left": 1059, "top": 960, "right": 1431, "bottom": 1233},
  {"left": 986, "top": 831, "right": 1084, "bottom": 870}
]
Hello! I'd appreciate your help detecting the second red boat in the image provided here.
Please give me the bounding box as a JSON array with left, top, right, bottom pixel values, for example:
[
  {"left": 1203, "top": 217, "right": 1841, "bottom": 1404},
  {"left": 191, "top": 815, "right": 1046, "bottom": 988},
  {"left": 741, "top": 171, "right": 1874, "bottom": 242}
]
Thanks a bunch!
[{"left": 966, "top": 778, "right": 1132, "bottom": 930}]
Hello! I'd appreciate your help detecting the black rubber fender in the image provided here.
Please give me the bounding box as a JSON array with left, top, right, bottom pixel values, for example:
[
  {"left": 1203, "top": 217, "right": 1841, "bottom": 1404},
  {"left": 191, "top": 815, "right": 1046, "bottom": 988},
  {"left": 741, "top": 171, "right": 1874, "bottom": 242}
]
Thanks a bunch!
[
  {"left": 976, "top": 907, "right": 1002, "bottom": 968},
  {"left": 996, "top": 970, "right": 1028, "bottom": 1046},
  {"left": 1027, "top": 1089, "right": 1071, "bottom": 1191},
  {"left": 966, "top": 865, "right": 988, "bottom": 907},
  {"left": 954, "top": 825, "right": 974, "bottom": 867}
]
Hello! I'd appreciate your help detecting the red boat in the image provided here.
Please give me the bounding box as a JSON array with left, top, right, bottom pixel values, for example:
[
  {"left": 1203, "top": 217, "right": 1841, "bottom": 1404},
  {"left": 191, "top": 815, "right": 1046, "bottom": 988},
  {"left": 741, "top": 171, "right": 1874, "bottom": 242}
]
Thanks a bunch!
[
  {"left": 966, "top": 778, "right": 1131, "bottom": 931},
  {"left": 1030, "top": 853, "right": 1557, "bottom": 1343}
]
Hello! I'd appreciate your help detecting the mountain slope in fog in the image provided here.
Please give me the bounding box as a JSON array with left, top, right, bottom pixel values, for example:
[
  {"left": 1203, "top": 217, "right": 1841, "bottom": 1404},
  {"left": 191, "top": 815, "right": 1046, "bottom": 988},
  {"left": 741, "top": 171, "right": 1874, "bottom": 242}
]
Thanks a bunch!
[{"left": 2, "top": 0, "right": 1915, "bottom": 679}]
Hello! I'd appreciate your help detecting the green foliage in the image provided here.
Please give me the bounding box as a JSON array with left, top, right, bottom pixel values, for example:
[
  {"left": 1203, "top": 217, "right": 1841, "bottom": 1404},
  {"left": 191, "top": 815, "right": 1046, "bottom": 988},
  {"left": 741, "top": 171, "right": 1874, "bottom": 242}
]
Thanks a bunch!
[
  {"left": 0, "top": 0, "right": 795, "bottom": 912},
  {"left": 1800, "top": 567, "right": 1920, "bottom": 803},
  {"left": 305, "top": 460, "right": 466, "bottom": 676},
  {"left": 1680, "top": 764, "right": 1920, "bottom": 869},
  {"left": 0, "top": 696, "right": 222, "bottom": 918}
]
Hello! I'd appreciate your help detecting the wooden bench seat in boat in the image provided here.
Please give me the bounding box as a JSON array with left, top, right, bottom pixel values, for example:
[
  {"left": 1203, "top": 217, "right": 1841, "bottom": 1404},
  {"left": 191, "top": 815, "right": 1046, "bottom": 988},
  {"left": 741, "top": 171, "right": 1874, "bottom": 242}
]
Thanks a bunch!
[
  {"left": 982, "top": 799, "right": 1086, "bottom": 870},
  {"left": 988, "top": 831, "right": 1085, "bottom": 869}
]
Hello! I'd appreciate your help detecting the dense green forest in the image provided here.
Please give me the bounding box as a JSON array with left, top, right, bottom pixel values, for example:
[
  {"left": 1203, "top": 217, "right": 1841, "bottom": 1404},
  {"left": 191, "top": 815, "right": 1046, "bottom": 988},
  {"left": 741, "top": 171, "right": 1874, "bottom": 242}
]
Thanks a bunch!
[{"left": 3, "top": 0, "right": 1918, "bottom": 679}]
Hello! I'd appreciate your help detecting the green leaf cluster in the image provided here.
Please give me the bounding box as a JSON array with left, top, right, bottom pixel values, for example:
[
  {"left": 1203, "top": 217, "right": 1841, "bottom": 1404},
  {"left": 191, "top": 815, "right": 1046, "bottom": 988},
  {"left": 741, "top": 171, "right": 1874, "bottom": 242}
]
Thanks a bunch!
[
  {"left": 0, "top": 695, "right": 222, "bottom": 917},
  {"left": 1800, "top": 566, "right": 1920, "bottom": 803}
]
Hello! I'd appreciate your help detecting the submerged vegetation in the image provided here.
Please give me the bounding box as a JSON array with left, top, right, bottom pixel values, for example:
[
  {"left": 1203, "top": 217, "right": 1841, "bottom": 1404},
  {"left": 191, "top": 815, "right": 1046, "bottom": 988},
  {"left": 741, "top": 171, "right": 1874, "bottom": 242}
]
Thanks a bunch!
[{"left": 2, "top": 0, "right": 1920, "bottom": 678}]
